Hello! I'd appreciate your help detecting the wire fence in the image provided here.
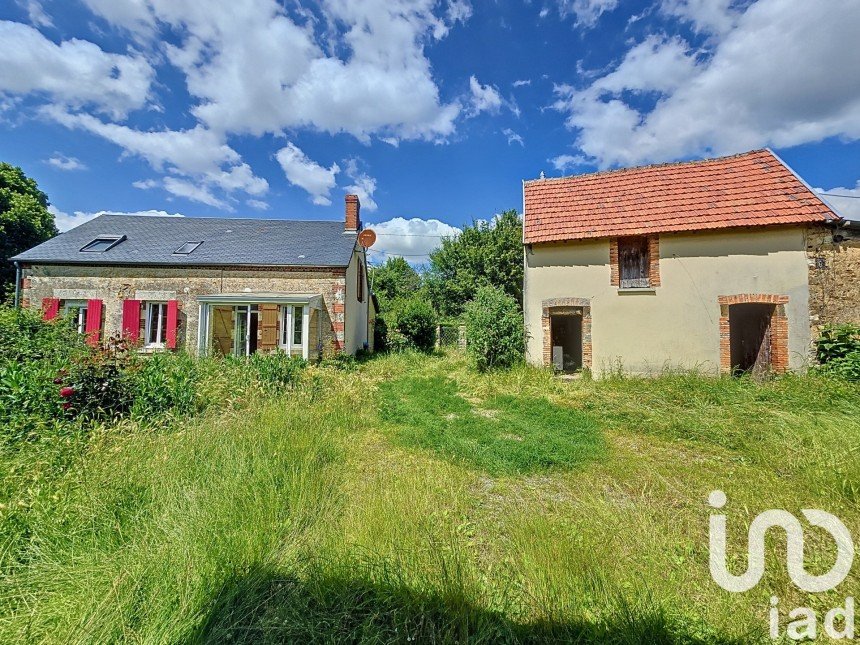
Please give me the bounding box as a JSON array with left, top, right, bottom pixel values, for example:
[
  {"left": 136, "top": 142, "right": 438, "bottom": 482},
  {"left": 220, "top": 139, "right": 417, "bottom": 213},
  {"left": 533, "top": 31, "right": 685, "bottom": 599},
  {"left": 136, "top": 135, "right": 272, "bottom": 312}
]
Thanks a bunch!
[{"left": 436, "top": 324, "right": 466, "bottom": 350}]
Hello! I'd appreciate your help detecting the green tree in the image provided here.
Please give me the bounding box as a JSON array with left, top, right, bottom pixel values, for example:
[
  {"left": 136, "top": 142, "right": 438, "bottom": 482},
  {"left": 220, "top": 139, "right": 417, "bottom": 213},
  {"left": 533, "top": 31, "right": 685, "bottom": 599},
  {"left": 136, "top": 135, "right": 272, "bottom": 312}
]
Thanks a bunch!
[
  {"left": 464, "top": 285, "right": 525, "bottom": 371},
  {"left": 1, "top": 163, "right": 57, "bottom": 293},
  {"left": 369, "top": 256, "right": 422, "bottom": 308},
  {"left": 426, "top": 210, "right": 522, "bottom": 318}
]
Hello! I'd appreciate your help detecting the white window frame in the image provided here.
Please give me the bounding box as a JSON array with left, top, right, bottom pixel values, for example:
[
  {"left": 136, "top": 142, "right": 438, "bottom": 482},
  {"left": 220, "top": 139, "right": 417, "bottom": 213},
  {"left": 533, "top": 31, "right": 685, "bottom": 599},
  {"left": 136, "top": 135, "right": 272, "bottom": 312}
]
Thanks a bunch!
[
  {"left": 144, "top": 302, "right": 168, "bottom": 348},
  {"left": 279, "top": 304, "right": 309, "bottom": 358},
  {"left": 63, "top": 300, "right": 88, "bottom": 334}
]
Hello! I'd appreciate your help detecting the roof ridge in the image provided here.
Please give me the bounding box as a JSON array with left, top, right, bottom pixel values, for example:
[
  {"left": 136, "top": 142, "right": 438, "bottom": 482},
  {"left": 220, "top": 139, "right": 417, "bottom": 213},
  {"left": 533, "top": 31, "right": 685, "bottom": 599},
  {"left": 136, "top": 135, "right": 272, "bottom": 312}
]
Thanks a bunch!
[
  {"left": 92, "top": 213, "right": 348, "bottom": 225},
  {"left": 524, "top": 149, "right": 772, "bottom": 184}
]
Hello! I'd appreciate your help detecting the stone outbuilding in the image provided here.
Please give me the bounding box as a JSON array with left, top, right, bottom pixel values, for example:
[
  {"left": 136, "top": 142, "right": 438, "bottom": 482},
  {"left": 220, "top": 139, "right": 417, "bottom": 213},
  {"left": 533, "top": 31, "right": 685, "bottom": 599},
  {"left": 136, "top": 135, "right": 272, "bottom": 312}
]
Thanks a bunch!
[{"left": 522, "top": 149, "right": 859, "bottom": 376}]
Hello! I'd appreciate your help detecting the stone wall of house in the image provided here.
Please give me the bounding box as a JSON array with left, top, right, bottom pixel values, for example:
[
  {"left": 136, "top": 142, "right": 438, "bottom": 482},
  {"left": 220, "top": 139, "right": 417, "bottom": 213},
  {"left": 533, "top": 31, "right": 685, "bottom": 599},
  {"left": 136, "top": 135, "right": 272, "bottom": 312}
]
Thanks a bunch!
[
  {"left": 19, "top": 264, "right": 348, "bottom": 357},
  {"left": 806, "top": 225, "right": 860, "bottom": 345}
]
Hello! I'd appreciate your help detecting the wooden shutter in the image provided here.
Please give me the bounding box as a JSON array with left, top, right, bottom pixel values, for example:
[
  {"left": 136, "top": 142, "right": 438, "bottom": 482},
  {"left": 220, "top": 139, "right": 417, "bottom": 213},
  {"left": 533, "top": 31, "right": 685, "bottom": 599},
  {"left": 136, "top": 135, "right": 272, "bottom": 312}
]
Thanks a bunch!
[
  {"left": 84, "top": 299, "right": 103, "bottom": 347},
  {"left": 619, "top": 237, "right": 649, "bottom": 288},
  {"left": 258, "top": 304, "right": 279, "bottom": 351},
  {"left": 122, "top": 299, "right": 142, "bottom": 342},
  {"left": 165, "top": 300, "right": 179, "bottom": 349},
  {"left": 42, "top": 297, "right": 60, "bottom": 320}
]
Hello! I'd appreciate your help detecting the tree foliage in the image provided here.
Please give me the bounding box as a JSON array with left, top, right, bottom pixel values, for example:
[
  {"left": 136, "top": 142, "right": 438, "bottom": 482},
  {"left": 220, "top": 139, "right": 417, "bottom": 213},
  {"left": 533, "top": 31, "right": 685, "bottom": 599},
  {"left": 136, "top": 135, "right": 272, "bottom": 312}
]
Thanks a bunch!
[
  {"left": 386, "top": 296, "right": 436, "bottom": 353},
  {"left": 1, "top": 163, "right": 57, "bottom": 292},
  {"left": 369, "top": 256, "right": 422, "bottom": 309},
  {"left": 464, "top": 285, "right": 525, "bottom": 371},
  {"left": 426, "top": 210, "right": 522, "bottom": 318}
]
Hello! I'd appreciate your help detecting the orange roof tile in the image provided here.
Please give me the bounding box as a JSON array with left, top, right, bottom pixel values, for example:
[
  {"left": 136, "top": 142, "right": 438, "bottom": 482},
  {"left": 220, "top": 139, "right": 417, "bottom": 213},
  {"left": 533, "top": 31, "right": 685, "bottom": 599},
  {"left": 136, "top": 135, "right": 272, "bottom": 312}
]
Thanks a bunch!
[{"left": 523, "top": 149, "right": 838, "bottom": 244}]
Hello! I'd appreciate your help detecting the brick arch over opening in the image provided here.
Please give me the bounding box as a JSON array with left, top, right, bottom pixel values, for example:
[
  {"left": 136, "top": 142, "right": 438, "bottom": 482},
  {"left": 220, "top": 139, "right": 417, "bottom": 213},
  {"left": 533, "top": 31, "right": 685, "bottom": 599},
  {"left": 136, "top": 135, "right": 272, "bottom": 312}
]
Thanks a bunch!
[
  {"left": 718, "top": 294, "right": 789, "bottom": 374},
  {"left": 541, "top": 298, "right": 592, "bottom": 370}
]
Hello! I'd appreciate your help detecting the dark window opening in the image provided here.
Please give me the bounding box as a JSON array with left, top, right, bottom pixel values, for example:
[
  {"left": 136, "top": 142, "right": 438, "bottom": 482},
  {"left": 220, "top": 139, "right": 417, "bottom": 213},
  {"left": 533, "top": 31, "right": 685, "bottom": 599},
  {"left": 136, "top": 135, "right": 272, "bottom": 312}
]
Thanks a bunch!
[
  {"left": 80, "top": 235, "right": 126, "bottom": 252},
  {"left": 357, "top": 262, "right": 365, "bottom": 303},
  {"left": 618, "top": 236, "right": 650, "bottom": 288},
  {"left": 729, "top": 303, "right": 775, "bottom": 375}
]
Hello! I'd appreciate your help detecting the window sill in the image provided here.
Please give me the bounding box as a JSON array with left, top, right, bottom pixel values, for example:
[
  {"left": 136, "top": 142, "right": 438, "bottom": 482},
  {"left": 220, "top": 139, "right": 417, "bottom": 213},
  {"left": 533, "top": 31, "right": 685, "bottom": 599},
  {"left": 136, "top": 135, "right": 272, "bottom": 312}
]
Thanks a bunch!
[{"left": 617, "top": 287, "right": 657, "bottom": 294}]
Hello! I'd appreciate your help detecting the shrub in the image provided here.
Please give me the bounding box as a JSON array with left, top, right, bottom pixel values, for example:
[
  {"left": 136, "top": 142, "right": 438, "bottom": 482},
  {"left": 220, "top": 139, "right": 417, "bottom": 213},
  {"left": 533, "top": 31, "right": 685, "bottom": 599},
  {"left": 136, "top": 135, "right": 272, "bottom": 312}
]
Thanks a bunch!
[
  {"left": 131, "top": 351, "right": 203, "bottom": 419},
  {"left": 60, "top": 337, "right": 137, "bottom": 422},
  {"left": 388, "top": 297, "right": 436, "bottom": 352},
  {"left": 373, "top": 316, "right": 388, "bottom": 353},
  {"left": 245, "top": 351, "right": 306, "bottom": 392},
  {"left": 464, "top": 286, "right": 524, "bottom": 371},
  {"left": 816, "top": 324, "right": 860, "bottom": 380}
]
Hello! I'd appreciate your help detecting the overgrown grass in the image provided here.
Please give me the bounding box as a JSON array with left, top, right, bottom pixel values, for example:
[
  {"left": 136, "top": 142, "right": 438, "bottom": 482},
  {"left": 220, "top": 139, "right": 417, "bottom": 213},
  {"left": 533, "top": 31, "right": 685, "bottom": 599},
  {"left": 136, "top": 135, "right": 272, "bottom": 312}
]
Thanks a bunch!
[
  {"left": 1, "top": 350, "right": 858, "bottom": 643},
  {"left": 379, "top": 375, "right": 604, "bottom": 475}
]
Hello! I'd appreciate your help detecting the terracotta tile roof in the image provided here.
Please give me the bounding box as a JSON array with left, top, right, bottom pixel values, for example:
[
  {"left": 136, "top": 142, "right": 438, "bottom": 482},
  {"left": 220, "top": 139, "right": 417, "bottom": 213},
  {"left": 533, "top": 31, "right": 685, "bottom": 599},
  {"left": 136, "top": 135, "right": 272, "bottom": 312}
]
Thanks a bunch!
[{"left": 523, "top": 149, "right": 838, "bottom": 244}]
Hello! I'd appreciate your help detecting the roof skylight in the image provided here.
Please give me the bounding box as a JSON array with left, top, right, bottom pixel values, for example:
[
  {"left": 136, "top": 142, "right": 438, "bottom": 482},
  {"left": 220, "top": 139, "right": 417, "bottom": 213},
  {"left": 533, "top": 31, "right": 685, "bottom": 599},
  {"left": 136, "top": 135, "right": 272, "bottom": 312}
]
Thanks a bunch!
[
  {"left": 173, "top": 241, "right": 203, "bottom": 255},
  {"left": 80, "top": 235, "right": 126, "bottom": 252}
]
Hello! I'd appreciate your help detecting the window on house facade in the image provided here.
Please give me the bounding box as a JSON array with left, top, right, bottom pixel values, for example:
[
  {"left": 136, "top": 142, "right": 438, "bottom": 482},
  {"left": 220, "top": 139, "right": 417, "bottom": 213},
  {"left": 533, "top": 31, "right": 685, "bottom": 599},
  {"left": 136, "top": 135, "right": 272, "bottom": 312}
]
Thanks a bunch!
[
  {"left": 357, "top": 262, "right": 365, "bottom": 303},
  {"left": 618, "top": 236, "right": 651, "bottom": 289},
  {"left": 145, "top": 302, "right": 168, "bottom": 347},
  {"left": 63, "top": 300, "right": 88, "bottom": 334},
  {"left": 80, "top": 235, "right": 126, "bottom": 252},
  {"left": 280, "top": 305, "right": 304, "bottom": 348}
]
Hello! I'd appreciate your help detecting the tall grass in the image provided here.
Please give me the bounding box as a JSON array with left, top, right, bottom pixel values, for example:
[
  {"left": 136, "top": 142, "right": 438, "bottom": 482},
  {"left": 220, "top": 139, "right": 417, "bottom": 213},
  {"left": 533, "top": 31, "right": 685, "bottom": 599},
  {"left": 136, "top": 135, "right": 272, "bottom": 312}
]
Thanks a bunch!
[{"left": 1, "top": 350, "right": 858, "bottom": 643}]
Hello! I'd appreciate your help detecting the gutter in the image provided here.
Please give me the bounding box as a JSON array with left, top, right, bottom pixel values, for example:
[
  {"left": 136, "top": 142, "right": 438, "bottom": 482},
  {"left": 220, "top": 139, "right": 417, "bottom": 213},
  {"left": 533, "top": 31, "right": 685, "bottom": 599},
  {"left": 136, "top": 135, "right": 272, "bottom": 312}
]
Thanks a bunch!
[{"left": 13, "top": 261, "right": 20, "bottom": 308}]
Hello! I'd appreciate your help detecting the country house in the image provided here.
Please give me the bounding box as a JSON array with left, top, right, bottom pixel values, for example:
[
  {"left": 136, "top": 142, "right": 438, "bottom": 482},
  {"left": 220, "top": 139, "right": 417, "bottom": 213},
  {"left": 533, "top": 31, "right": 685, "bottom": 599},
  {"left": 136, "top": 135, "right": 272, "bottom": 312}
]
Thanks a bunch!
[
  {"left": 523, "top": 149, "right": 860, "bottom": 376},
  {"left": 13, "top": 195, "right": 374, "bottom": 359}
]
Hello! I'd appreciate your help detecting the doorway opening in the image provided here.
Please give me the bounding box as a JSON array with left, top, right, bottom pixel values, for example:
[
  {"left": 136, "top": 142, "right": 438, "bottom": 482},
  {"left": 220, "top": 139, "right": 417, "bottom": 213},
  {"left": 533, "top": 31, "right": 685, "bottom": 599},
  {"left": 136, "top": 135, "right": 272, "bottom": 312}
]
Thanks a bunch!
[
  {"left": 550, "top": 311, "right": 583, "bottom": 373},
  {"left": 729, "top": 303, "right": 775, "bottom": 375}
]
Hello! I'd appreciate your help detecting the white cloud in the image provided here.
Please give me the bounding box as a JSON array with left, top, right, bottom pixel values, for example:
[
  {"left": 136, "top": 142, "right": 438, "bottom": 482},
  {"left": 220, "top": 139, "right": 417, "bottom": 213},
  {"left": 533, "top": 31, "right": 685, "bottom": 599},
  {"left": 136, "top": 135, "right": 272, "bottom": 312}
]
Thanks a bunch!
[
  {"left": 162, "top": 177, "right": 229, "bottom": 210},
  {"left": 552, "top": 0, "right": 860, "bottom": 168},
  {"left": 79, "top": 0, "right": 461, "bottom": 143},
  {"left": 46, "top": 109, "right": 268, "bottom": 206},
  {"left": 369, "top": 216, "right": 460, "bottom": 264},
  {"left": 49, "top": 205, "right": 184, "bottom": 232},
  {"left": 502, "top": 128, "right": 524, "bottom": 146},
  {"left": 132, "top": 178, "right": 159, "bottom": 189},
  {"left": 512, "top": 79, "right": 531, "bottom": 87},
  {"left": 660, "top": 0, "right": 740, "bottom": 36},
  {"left": 46, "top": 154, "right": 87, "bottom": 171},
  {"left": 246, "top": 199, "right": 269, "bottom": 211},
  {"left": 0, "top": 21, "right": 153, "bottom": 118},
  {"left": 446, "top": 0, "right": 473, "bottom": 24},
  {"left": 817, "top": 183, "right": 860, "bottom": 220},
  {"left": 275, "top": 143, "right": 340, "bottom": 206},
  {"left": 549, "top": 154, "right": 588, "bottom": 172},
  {"left": 557, "top": 0, "right": 619, "bottom": 27},
  {"left": 467, "top": 75, "right": 507, "bottom": 117},
  {"left": 18, "top": 0, "right": 53, "bottom": 28},
  {"left": 343, "top": 158, "right": 378, "bottom": 212}
]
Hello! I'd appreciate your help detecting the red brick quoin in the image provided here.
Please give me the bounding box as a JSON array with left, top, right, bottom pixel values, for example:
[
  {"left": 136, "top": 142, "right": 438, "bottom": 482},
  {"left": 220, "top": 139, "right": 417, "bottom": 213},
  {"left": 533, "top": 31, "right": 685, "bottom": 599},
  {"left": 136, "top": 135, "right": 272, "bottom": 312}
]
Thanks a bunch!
[
  {"left": 718, "top": 294, "right": 789, "bottom": 374},
  {"left": 541, "top": 297, "right": 592, "bottom": 370}
]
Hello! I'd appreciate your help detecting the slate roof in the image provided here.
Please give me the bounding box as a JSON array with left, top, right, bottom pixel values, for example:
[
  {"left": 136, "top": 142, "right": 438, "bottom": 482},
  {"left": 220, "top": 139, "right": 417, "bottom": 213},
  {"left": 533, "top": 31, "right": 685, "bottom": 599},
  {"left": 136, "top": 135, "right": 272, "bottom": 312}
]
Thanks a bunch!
[
  {"left": 523, "top": 149, "right": 839, "bottom": 244},
  {"left": 12, "top": 214, "right": 358, "bottom": 267}
]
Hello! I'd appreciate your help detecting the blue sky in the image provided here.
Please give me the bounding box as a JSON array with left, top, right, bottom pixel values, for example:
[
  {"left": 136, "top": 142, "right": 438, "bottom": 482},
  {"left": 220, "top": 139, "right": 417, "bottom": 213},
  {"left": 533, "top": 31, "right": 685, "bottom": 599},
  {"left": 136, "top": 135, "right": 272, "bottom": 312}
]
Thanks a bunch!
[{"left": 1, "top": 0, "right": 859, "bottom": 263}]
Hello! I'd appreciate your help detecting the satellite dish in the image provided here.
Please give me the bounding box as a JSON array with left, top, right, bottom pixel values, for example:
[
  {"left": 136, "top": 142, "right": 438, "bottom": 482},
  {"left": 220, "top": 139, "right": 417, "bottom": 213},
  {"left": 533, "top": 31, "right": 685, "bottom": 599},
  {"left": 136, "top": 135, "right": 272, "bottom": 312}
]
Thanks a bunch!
[{"left": 358, "top": 228, "right": 376, "bottom": 249}]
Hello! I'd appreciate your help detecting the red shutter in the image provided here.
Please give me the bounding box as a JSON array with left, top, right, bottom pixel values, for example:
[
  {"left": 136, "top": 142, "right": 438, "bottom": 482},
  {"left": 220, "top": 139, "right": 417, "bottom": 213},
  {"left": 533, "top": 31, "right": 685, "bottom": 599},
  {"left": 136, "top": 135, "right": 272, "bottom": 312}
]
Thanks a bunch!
[
  {"left": 42, "top": 297, "right": 60, "bottom": 320},
  {"left": 85, "top": 299, "right": 103, "bottom": 347},
  {"left": 165, "top": 300, "right": 179, "bottom": 350},
  {"left": 122, "top": 299, "right": 142, "bottom": 342}
]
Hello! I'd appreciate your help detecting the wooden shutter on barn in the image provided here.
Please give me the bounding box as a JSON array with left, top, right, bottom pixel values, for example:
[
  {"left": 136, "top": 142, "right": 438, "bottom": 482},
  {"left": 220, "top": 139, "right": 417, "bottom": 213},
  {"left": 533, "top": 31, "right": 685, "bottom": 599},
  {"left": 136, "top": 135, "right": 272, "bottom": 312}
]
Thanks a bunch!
[
  {"left": 619, "top": 237, "right": 649, "bottom": 289},
  {"left": 122, "top": 299, "right": 142, "bottom": 342},
  {"left": 165, "top": 300, "right": 179, "bottom": 349},
  {"left": 258, "top": 304, "right": 279, "bottom": 351},
  {"left": 42, "top": 297, "right": 60, "bottom": 320},
  {"left": 84, "top": 299, "right": 103, "bottom": 347}
]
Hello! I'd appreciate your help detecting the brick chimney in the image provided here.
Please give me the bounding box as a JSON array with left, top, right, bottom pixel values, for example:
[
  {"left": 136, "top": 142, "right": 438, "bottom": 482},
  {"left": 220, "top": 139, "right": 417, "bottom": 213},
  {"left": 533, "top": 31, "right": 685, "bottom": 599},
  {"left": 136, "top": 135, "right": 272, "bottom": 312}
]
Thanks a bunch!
[{"left": 345, "top": 194, "right": 361, "bottom": 232}]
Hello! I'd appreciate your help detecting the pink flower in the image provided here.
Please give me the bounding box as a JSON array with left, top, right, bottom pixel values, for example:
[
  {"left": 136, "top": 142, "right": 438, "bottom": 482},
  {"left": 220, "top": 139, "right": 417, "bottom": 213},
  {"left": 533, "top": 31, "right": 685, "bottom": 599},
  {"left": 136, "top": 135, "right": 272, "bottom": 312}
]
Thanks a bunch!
[{"left": 59, "top": 386, "right": 75, "bottom": 398}]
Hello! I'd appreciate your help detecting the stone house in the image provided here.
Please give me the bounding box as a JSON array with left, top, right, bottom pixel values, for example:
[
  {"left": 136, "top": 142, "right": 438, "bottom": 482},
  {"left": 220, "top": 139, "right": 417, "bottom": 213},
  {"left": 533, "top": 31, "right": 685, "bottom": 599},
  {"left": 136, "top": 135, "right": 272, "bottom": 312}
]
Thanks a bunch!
[
  {"left": 12, "top": 195, "right": 374, "bottom": 359},
  {"left": 522, "top": 149, "right": 860, "bottom": 376}
]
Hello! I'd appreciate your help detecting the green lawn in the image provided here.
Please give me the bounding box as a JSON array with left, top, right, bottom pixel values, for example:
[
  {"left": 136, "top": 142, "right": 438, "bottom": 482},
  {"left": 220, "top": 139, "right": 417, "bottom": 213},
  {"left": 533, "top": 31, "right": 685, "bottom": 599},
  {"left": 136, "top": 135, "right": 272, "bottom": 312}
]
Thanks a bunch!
[{"left": 1, "top": 351, "right": 858, "bottom": 643}]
